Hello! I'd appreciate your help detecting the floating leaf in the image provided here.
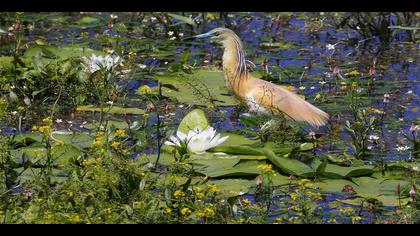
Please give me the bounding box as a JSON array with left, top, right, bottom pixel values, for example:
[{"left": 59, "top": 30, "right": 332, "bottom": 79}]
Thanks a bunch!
[
  {"left": 168, "top": 13, "right": 195, "bottom": 25},
  {"left": 77, "top": 105, "right": 145, "bottom": 115},
  {"left": 177, "top": 109, "right": 209, "bottom": 134},
  {"left": 263, "top": 150, "right": 315, "bottom": 177}
]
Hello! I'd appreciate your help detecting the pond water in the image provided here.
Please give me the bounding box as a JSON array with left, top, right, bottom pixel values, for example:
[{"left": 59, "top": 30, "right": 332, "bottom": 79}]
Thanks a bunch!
[{"left": 1, "top": 12, "right": 418, "bottom": 223}]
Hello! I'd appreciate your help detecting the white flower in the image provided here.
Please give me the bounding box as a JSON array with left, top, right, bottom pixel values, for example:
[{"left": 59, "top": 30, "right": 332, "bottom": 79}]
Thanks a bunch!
[
  {"left": 164, "top": 61, "right": 168, "bottom": 65},
  {"left": 413, "top": 166, "right": 419, "bottom": 171},
  {"left": 169, "top": 36, "right": 176, "bottom": 40},
  {"left": 56, "top": 119, "right": 63, "bottom": 123},
  {"left": 406, "top": 90, "right": 413, "bottom": 94},
  {"left": 10, "top": 85, "right": 15, "bottom": 89},
  {"left": 179, "top": 33, "right": 184, "bottom": 37},
  {"left": 168, "top": 31, "right": 174, "bottom": 36},
  {"left": 319, "top": 81, "right": 327, "bottom": 85},
  {"left": 164, "top": 126, "right": 229, "bottom": 154},
  {"left": 299, "top": 86, "right": 306, "bottom": 90},
  {"left": 82, "top": 54, "right": 122, "bottom": 73},
  {"left": 150, "top": 17, "right": 157, "bottom": 21},
  {"left": 310, "top": 86, "right": 315, "bottom": 90},
  {"left": 326, "top": 44, "right": 335, "bottom": 50},
  {"left": 138, "top": 64, "right": 147, "bottom": 69},
  {"left": 106, "top": 101, "right": 114, "bottom": 105},
  {"left": 11, "top": 111, "right": 18, "bottom": 115},
  {"left": 368, "top": 135, "right": 380, "bottom": 141},
  {"left": 110, "top": 14, "right": 118, "bottom": 19},
  {"left": 396, "top": 145, "right": 410, "bottom": 152}
]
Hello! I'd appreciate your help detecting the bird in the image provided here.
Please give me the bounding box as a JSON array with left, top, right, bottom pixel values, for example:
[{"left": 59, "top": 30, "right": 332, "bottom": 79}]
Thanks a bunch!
[{"left": 192, "top": 27, "right": 329, "bottom": 127}]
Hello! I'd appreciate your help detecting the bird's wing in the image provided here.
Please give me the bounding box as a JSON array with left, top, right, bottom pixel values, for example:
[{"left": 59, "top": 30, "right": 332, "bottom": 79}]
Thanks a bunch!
[{"left": 250, "top": 79, "right": 329, "bottom": 127}]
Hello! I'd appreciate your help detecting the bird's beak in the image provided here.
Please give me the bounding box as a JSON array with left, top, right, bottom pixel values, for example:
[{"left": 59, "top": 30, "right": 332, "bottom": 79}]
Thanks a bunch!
[
  {"left": 182, "top": 31, "right": 215, "bottom": 41},
  {"left": 192, "top": 32, "right": 214, "bottom": 39}
]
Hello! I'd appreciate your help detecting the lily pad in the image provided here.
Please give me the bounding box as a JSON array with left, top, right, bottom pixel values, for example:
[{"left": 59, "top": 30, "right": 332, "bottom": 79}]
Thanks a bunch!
[
  {"left": 323, "top": 164, "right": 375, "bottom": 179},
  {"left": 263, "top": 150, "right": 315, "bottom": 178},
  {"left": 77, "top": 105, "right": 145, "bottom": 115},
  {"left": 207, "top": 179, "right": 255, "bottom": 197},
  {"left": 178, "top": 109, "right": 209, "bottom": 134},
  {"left": 155, "top": 70, "right": 239, "bottom": 106}
]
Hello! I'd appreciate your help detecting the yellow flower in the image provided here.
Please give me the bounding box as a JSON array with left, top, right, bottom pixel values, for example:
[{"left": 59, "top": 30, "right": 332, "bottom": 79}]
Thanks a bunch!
[
  {"left": 111, "top": 141, "right": 121, "bottom": 148},
  {"left": 207, "top": 184, "right": 220, "bottom": 193},
  {"left": 257, "top": 164, "right": 275, "bottom": 174},
  {"left": 196, "top": 192, "right": 205, "bottom": 199},
  {"left": 341, "top": 85, "right": 348, "bottom": 91},
  {"left": 104, "top": 208, "right": 112, "bottom": 214},
  {"left": 173, "top": 190, "right": 186, "bottom": 199},
  {"left": 289, "top": 193, "right": 299, "bottom": 201},
  {"left": 196, "top": 207, "right": 215, "bottom": 218},
  {"left": 70, "top": 214, "right": 81, "bottom": 223},
  {"left": 351, "top": 82, "right": 358, "bottom": 89},
  {"left": 42, "top": 117, "right": 52, "bottom": 124},
  {"left": 241, "top": 198, "right": 250, "bottom": 207},
  {"left": 139, "top": 172, "right": 146, "bottom": 177},
  {"left": 180, "top": 207, "right": 191, "bottom": 216},
  {"left": 43, "top": 211, "right": 53, "bottom": 220},
  {"left": 80, "top": 31, "right": 89, "bottom": 37},
  {"left": 339, "top": 207, "right": 354, "bottom": 215},
  {"left": 328, "top": 218, "right": 337, "bottom": 224},
  {"left": 163, "top": 207, "right": 172, "bottom": 214},
  {"left": 31, "top": 126, "right": 38, "bottom": 132},
  {"left": 115, "top": 129, "right": 126, "bottom": 137},
  {"left": 81, "top": 159, "right": 93, "bottom": 166},
  {"left": 18, "top": 106, "right": 25, "bottom": 112},
  {"left": 54, "top": 140, "right": 64, "bottom": 146},
  {"left": 286, "top": 85, "right": 295, "bottom": 91},
  {"left": 138, "top": 85, "right": 153, "bottom": 95},
  {"left": 38, "top": 125, "right": 52, "bottom": 135},
  {"left": 344, "top": 70, "right": 360, "bottom": 77},
  {"left": 352, "top": 216, "right": 362, "bottom": 223},
  {"left": 93, "top": 140, "right": 102, "bottom": 146}
]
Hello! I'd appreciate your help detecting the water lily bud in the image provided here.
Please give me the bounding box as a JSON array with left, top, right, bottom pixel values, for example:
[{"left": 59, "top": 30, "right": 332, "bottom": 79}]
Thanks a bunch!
[
  {"left": 409, "top": 186, "right": 416, "bottom": 198},
  {"left": 256, "top": 175, "right": 263, "bottom": 185}
]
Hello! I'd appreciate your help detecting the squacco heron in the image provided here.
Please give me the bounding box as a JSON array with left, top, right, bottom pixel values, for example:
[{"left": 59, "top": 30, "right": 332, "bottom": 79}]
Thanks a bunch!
[{"left": 193, "top": 27, "right": 329, "bottom": 127}]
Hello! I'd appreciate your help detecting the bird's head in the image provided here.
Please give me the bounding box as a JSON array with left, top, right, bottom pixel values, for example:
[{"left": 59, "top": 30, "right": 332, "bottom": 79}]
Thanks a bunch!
[{"left": 191, "top": 27, "right": 238, "bottom": 45}]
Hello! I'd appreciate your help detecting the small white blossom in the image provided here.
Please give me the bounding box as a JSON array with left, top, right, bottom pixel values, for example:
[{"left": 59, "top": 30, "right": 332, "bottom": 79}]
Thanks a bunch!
[
  {"left": 369, "top": 135, "right": 380, "bottom": 141},
  {"left": 10, "top": 85, "right": 15, "bottom": 89},
  {"left": 319, "top": 81, "right": 327, "bottom": 85},
  {"left": 82, "top": 54, "right": 122, "bottom": 73},
  {"left": 310, "top": 86, "right": 315, "bottom": 90},
  {"left": 56, "top": 119, "right": 63, "bottom": 124},
  {"left": 396, "top": 145, "right": 410, "bottom": 152},
  {"left": 406, "top": 90, "right": 413, "bottom": 94},
  {"left": 11, "top": 111, "right": 18, "bottom": 115},
  {"left": 138, "top": 64, "right": 147, "bottom": 69},
  {"left": 106, "top": 101, "right": 114, "bottom": 105},
  {"left": 150, "top": 17, "right": 157, "bottom": 21},
  {"left": 164, "top": 61, "right": 168, "bottom": 65},
  {"left": 169, "top": 36, "right": 176, "bottom": 40},
  {"left": 110, "top": 14, "right": 118, "bottom": 19},
  {"left": 167, "top": 31, "right": 174, "bottom": 36},
  {"left": 299, "top": 86, "right": 306, "bottom": 90},
  {"left": 326, "top": 44, "right": 335, "bottom": 50},
  {"left": 178, "top": 33, "right": 184, "bottom": 37}
]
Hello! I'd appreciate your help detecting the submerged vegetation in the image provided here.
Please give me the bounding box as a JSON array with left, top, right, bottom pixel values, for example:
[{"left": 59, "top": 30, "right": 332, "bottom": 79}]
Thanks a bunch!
[{"left": 0, "top": 12, "right": 419, "bottom": 224}]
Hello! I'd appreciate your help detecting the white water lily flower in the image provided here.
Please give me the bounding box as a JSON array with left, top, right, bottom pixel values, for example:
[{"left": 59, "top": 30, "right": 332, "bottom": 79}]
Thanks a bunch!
[
  {"left": 82, "top": 54, "right": 122, "bottom": 73},
  {"left": 164, "top": 126, "right": 229, "bottom": 154}
]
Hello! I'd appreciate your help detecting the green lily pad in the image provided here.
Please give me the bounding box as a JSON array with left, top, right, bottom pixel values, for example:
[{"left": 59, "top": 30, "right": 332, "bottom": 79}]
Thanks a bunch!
[
  {"left": 263, "top": 150, "right": 315, "bottom": 178},
  {"left": 207, "top": 179, "right": 255, "bottom": 197},
  {"left": 24, "top": 45, "right": 102, "bottom": 61},
  {"left": 323, "top": 164, "right": 375, "bottom": 179},
  {"left": 77, "top": 105, "right": 145, "bottom": 115},
  {"left": 203, "top": 160, "right": 264, "bottom": 178},
  {"left": 155, "top": 70, "right": 239, "bottom": 106},
  {"left": 178, "top": 109, "right": 209, "bottom": 134}
]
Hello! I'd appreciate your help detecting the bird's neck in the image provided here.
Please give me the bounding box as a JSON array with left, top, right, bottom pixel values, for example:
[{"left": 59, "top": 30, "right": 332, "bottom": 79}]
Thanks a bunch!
[{"left": 222, "top": 38, "right": 249, "bottom": 96}]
